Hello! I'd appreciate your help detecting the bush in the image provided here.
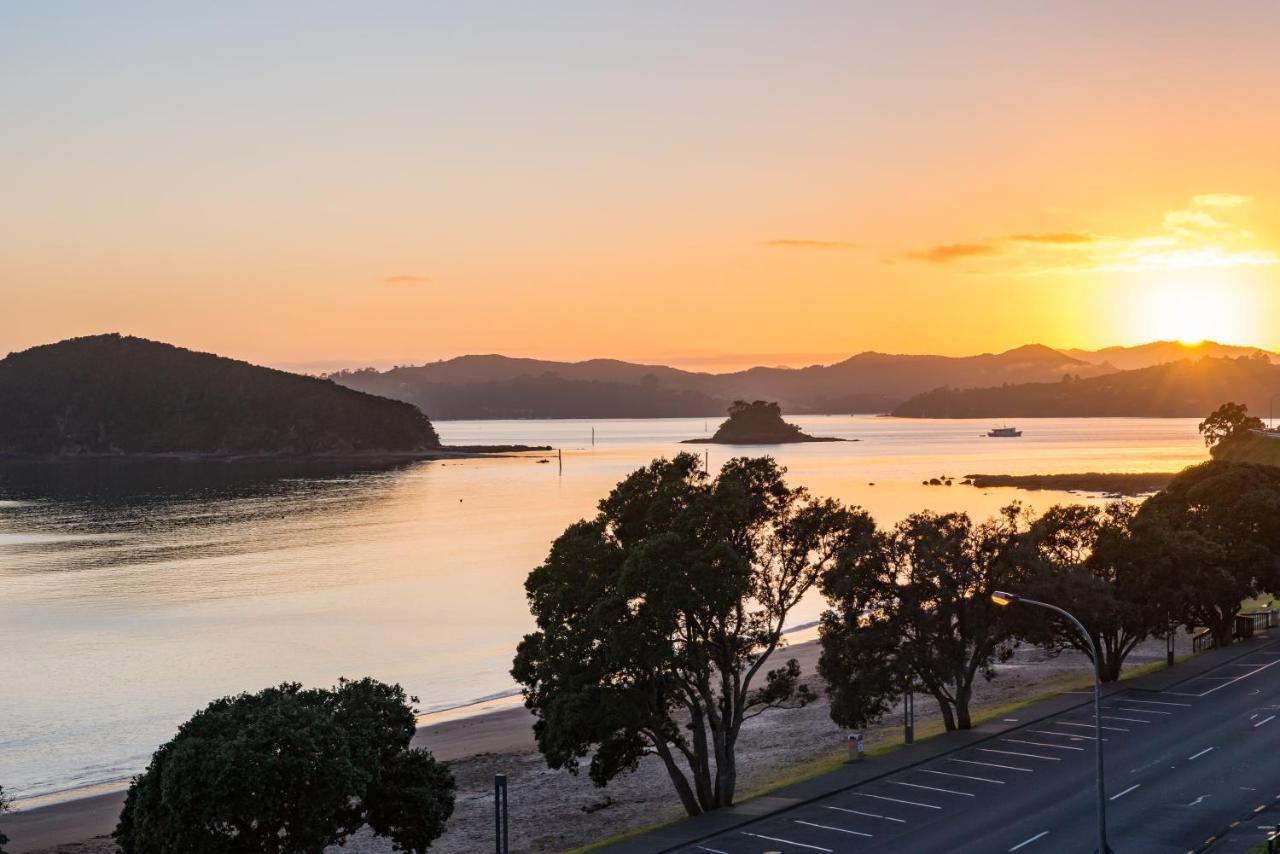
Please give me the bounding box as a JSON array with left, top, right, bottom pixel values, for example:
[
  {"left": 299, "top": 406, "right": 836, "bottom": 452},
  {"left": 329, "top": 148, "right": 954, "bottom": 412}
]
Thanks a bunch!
[{"left": 114, "top": 678, "right": 454, "bottom": 853}]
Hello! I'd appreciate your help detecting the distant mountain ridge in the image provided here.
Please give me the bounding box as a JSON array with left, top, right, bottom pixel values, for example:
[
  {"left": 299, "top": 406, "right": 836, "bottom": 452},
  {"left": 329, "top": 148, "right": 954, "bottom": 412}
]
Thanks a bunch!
[
  {"left": 1063, "top": 341, "right": 1279, "bottom": 371},
  {"left": 0, "top": 335, "right": 440, "bottom": 456}
]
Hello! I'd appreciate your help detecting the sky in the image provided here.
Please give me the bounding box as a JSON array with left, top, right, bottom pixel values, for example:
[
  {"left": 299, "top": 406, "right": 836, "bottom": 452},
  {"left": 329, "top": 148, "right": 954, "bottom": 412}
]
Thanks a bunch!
[{"left": 4, "top": 1, "right": 1280, "bottom": 372}]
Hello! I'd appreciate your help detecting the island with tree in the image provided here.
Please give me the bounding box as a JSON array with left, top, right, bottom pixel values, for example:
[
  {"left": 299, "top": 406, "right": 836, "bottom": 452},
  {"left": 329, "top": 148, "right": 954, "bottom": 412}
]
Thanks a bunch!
[{"left": 682, "top": 400, "right": 848, "bottom": 445}]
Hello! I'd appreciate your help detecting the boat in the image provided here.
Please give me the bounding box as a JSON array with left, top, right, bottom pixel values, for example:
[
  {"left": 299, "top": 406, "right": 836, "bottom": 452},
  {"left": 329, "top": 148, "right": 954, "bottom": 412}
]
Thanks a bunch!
[{"left": 986, "top": 425, "right": 1022, "bottom": 438}]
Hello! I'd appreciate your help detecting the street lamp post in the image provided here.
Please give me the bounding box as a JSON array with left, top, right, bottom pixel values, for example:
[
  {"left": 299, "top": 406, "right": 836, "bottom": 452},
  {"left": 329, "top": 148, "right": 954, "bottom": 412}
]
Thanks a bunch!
[{"left": 993, "top": 591, "right": 1111, "bottom": 854}]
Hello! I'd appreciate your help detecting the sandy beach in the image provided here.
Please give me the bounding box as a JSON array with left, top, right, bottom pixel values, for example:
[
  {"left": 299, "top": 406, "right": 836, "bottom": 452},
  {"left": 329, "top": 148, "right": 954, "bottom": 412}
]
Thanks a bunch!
[{"left": 1, "top": 632, "right": 1194, "bottom": 854}]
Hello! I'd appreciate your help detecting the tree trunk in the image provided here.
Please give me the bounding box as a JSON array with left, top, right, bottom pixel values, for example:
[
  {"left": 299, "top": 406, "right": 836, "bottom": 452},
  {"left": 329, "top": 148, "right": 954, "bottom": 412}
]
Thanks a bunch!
[
  {"left": 954, "top": 686, "right": 973, "bottom": 730},
  {"left": 652, "top": 740, "right": 703, "bottom": 817},
  {"left": 714, "top": 740, "right": 737, "bottom": 809},
  {"left": 935, "top": 693, "right": 957, "bottom": 731}
]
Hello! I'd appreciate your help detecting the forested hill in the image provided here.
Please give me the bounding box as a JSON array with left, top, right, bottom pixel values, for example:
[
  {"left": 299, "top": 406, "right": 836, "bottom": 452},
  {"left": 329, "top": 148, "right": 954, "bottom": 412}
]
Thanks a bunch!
[
  {"left": 0, "top": 335, "right": 440, "bottom": 456},
  {"left": 891, "top": 355, "right": 1280, "bottom": 418}
]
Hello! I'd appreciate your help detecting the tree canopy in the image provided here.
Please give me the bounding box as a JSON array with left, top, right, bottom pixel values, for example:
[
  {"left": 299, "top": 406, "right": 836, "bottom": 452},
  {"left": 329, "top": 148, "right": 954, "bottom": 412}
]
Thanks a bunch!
[
  {"left": 1, "top": 784, "right": 10, "bottom": 854},
  {"left": 1198, "top": 401, "right": 1264, "bottom": 448},
  {"left": 512, "top": 453, "right": 870, "bottom": 815},
  {"left": 114, "top": 678, "right": 454, "bottom": 854}
]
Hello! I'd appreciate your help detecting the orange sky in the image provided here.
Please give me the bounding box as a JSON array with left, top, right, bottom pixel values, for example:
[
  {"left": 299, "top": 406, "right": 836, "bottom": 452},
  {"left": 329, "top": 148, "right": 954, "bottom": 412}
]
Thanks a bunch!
[{"left": 4, "top": 3, "right": 1280, "bottom": 372}]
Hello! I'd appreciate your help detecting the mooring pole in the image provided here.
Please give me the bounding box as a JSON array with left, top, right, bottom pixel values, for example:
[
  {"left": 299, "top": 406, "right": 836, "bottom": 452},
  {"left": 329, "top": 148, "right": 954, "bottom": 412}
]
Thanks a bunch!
[
  {"left": 494, "top": 774, "right": 508, "bottom": 854},
  {"left": 557, "top": 448, "right": 562, "bottom": 476}
]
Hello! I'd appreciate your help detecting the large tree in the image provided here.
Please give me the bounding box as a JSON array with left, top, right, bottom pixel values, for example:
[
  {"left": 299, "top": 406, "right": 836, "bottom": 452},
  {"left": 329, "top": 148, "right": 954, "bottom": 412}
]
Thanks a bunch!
[
  {"left": 1021, "top": 502, "right": 1163, "bottom": 681},
  {"left": 820, "top": 506, "right": 1030, "bottom": 732},
  {"left": 114, "top": 678, "right": 455, "bottom": 854},
  {"left": 512, "top": 453, "right": 870, "bottom": 815},
  {"left": 1, "top": 784, "right": 9, "bottom": 854},
  {"left": 1134, "top": 461, "right": 1280, "bottom": 647},
  {"left": 1198, "top": 401, "right": 1264, "bottom": 448}
]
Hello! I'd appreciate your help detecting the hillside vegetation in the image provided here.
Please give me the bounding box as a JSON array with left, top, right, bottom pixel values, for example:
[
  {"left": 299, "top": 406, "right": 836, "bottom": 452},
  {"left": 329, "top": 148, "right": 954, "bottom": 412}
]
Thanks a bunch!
[
  {"left": 0, "top": 334, "right": 440, "bottom": 456},
  {"left": 1210, "top": 433, "right": 1280, "bottom": 467}
]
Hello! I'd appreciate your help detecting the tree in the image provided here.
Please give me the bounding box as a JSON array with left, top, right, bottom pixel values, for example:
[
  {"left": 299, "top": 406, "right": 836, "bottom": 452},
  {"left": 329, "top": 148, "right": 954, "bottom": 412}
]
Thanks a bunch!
[
  {"left": 1021, "top": 502, "right": 1162, "bottom": 681},
  {"left": 1134, "top": 461, "right": 1280, "bottom": 647},
  {"left": 114, "top": 678, "right": 454, "bottom": 854},
  {"left": 819, "top": 506, "right": 1030, "bottom": 732},
  {"left": 1198, "top": 401, "right": 1263, "bottom": 448},
  {"left": 1, "top": 784, "right": 10, "bottom": 854},
  {"left": 511, "top": 453, "right": 870, "bottom": 816}
]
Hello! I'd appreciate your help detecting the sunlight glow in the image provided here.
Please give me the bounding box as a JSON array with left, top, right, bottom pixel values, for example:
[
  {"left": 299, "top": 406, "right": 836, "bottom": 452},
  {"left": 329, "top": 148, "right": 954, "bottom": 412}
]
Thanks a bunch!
[{"left": 1137, "top": 277, "right": 1248, "bottom": 345}]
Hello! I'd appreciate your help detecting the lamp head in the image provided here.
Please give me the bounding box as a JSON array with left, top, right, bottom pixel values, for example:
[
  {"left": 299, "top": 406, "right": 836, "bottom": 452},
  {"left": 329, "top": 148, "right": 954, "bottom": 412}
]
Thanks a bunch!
[{"left": 991, "top": 590, "right": 1020, "bottom": 607}]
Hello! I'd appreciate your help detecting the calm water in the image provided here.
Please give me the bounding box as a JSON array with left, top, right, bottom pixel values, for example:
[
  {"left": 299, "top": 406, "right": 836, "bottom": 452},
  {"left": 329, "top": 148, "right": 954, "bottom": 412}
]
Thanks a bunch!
[{"left": 0, "top": 416, "right": 1207, "bottom": 802}]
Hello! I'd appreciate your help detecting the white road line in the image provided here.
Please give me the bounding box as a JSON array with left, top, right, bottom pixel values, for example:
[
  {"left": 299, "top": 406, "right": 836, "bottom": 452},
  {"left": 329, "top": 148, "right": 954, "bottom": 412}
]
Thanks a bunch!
[
  {"left": 742, "top": 832, "right": 833, "bottom": 852},
  {"left": 1058, "top": 720, "right": 1129, "bottom": 732},
  {"left": 1121, "top": 699, "right": 1192, "bottom": 707},
  {"left": 1009, "top": 830, "right": 1050, "bottom": 851},
  {"left": 978, "top": 748, "right": 1061, "bottom": 761},
  {"left": 889, "top": 781, "right": 974, "bottom": 797},
  {"left": 823, "top": 805, "right": 906, "bottom": 823},
  {"left": 1002, "top": 738, "right": 1085, "bottom": 751},
  {"left": 1116, "top": 707, "right": 1172, "bottom": 715},
  {"left": 853, "top": 792, "right": 942, "bottom": 809},
  {"left": 794, "top": 820, "right": 873, "bottom": 838},
  {"left": 921, "top": 769, "right": 1005, "bottom": 784},
  {"left": 1254, "top": 715, "right": 1276, "bottom": 728},
  {"left": 1028, "top": 729, "right": 1102, "bottom": 741},
  {"left": 1097, "top": 714, "right": 1151, "bottom": 723},
  {"left": 1110, "top": 784, "right": 1141, "bottom": 801},
  {"left": 1189, "top": 747, "right": 1215, "bottom": 761},
  {"left": 695, "top": 846, "right": 728, "bottom": 854},
  {"left": 1196, "top": 676, "right": 1240, "bottom": 680},
  {"left": 949, "top": 757, "right": 1033, "bottom": 772}
]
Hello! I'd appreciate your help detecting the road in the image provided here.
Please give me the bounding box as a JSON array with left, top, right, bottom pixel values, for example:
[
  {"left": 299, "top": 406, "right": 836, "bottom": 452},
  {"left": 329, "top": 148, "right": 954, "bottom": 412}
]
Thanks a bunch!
[{"left": 679, "top": 641, "right": 1280, "bottom": 854}]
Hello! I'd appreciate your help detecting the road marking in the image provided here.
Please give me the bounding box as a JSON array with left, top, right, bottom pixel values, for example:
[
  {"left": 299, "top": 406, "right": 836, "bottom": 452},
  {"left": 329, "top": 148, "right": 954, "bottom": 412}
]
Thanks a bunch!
[
  {"left": 949, "top": 758, "right": 1033, "bottom": 772},
  {"left": 1002, "top": 738, "right": 1085, "bottom": 751},
  {"left": 794, "top": 820, "right": 873, "bottom": 838},
  {"left": 853, "top": 792, "right": 942, "bottom": 809},
  {"left": 1254, "top": 715, "right": 1276, "bottom": 728},
  {"left": 889, "top": 781, "right": 974, "bottom": 797},
  {"left": 978, "top": 748, "right": 1061, "bottom": 761},
  {"left": 742, "top": 832, "right": 832, "bottom": 852},
  {"left": 1121, "top": 699, "right": 1192, "bottom": 707},
  {"left": 1188, "top": 747, "right": 1215, "bottom": 760},
  {"left": 823, "top": 805, "right": 906, "bottom": 823},
  {"left": 1009, "top": 830, "right": 1049, "bottom": 851},
  {"left": 1058, "top": 720, "right": 1129, "bottom": 732},
  {"left": 1116, "top": 707, "right": 1172, "bottom": 715},
  {"left": 1110, "top": 784, "right": 1141, "bottom": 801},
  {"left": 1189, "top": 657, "right": 1280, "bottom": 696},
  {"left": 1027, "top": 729, "right": 1102, "bottom": 741},
  {"left": 921, "top": 769, "right": 1004, "bottom": 784},
  {"left": 695, "top": 847, "right": 728, "bottom": 854},
  {"left": 1097, "top": 714, "right": 1151, "bottom": 723},
  {"left": 1188, "top": 795, "right": 1208, "bottom": 806}
]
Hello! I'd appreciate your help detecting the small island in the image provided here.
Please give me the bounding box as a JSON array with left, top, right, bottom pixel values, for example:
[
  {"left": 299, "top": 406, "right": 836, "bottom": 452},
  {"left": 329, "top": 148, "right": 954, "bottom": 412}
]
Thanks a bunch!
[
  {"left": 682, "top": 400, "right": 848, "bottom": 445},
  {"left": 961, "top": 472, "right": 1177, "bottom": 496}
]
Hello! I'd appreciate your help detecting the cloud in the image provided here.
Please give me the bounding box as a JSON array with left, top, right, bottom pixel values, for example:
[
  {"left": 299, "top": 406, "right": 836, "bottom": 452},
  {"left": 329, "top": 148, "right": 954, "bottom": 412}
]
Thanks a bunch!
[
  {"left": 906, "top": 243, "right": 999, "bottom": 263},
  {"left": 1008, "top": 232, "right": 1098, "bottom": 245},
  {"left": 1191, "top": 193, "right": 1250, "bottom": 209},
  {"left": 383, "top": 274, "right": 432, "bottom": 284},
  {"left": 1163, "top": 209, "right": 1233, "bottom": 232},
  {"left": 762, "top": 239, "right": 859, "bottom": 250}
]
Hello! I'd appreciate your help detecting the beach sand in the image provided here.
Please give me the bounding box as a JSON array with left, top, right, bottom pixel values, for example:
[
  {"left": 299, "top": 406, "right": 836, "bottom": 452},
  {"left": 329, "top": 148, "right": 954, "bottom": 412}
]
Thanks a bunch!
[{"left": 3, "top": 634, "right": 1191, "bottom": 854}]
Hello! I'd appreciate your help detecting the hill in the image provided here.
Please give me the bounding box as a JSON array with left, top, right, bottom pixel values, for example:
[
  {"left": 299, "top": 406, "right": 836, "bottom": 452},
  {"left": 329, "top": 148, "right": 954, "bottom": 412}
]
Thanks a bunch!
[
  {"left": 1210, "top": 432, "right": 1280, "bottom": 467},
  {"left": 891, "top": 355, "right": 1280, "bottom": 418},
  {"left": 682, "top": 400, "right": 845, "bottom": 444},
  {"left": 0, "top": 335, "right": 440, "bottom": 456},
  {"left": 1064, "top": 340, "right": 1279, "bottom": 371},
  {"left": 330, "top": 345, "right": 1105, "bottom": 419}
]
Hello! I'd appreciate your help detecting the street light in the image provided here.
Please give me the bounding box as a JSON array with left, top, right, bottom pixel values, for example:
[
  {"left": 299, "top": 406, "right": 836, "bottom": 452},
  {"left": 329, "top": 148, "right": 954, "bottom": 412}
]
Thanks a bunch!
[{"left": 992, "top": 591, "right": 1112, "bottom": 854}]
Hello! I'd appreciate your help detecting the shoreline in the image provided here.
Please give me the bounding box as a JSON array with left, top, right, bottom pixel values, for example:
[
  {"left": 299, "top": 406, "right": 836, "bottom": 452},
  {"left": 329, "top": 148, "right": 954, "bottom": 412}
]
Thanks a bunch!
[{"left": 0, "top": 445, "right": 551, "bottom": 464}]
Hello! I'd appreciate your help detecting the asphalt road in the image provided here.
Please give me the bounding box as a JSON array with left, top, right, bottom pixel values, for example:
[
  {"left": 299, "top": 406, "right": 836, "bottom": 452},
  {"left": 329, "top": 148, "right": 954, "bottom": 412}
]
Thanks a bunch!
[{"left": 679, "top": 641, "right": 1280, "bottom": 854}]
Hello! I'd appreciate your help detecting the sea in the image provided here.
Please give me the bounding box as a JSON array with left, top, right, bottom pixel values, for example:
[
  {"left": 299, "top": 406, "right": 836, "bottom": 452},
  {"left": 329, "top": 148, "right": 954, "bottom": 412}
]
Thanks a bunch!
[{"left": 0, "top": 416, "right": 1208, "bottom": 804}]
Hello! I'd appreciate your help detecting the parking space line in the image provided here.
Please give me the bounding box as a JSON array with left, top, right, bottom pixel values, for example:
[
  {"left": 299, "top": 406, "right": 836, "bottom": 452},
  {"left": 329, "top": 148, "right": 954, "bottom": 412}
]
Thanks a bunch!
[
  {"left": 1002, "top": 738, "right": 1085, "bottom": 751},
  {"left": 742, "top": 832, "right": 833, "bottom": 852},
  {"left": 1188, "top": 747, "right": 1215, "bottom": 760},
  {"left": 921, "top": 769, "right": 1005, "bottom": 784},
  {"left": 1058, "top": 721, "right": 1128, "bottom": 732},
  {"left": 853, "top": 792, "right": 943, "bottom": 809},
  {"left": 1110, "top": 783, "right": 1141, "bottom": 800},
  {"left": 1097, "top": 714, "right": 1151, "bottom": 723},
  {"left": 823, "top": 805, "right": 906, "bottom": 823},
  {"left": 1009, "top": 830, "right": 1050, "bottom": 850},
  {"left": 949, "top": 758, "right": 1033, "bottom": 772},
  {"left": 1115, "top": 707, "right": 1172, "bottom": 715},
  {"left": 1120, "top": 699, "right": 1192, "bottom": 707},
  {"left": 1027, "top": 729, "right": 1101, "bottom": 741},
  {"left": 889, "top": 781, "right": 974, "bottom": 797},
  {"left": 795, "top": 820, "right": 873, "bottom": 838},
  {"left": 694, "top": 846, "right": 728, "bottom": 854},
  {"left": 978, "top": 748, "right": 1061, "bottom": 761},
  {"left": 1254, "top": 715, "right": 1276, "bottom": 728}
]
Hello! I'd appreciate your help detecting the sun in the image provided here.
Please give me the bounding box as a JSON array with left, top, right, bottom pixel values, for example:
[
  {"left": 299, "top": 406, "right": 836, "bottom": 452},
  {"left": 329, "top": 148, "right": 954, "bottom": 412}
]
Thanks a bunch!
[{"left": 1136, "top": 276, "right": 1248, "bottom": 345}]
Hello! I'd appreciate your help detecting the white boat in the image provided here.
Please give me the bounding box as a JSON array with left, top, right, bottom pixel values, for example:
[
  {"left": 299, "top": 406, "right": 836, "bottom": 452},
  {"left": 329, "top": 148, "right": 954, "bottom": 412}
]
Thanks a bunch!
[{"left": 986, "top": 425, "right": 1022, "bottom": 438}]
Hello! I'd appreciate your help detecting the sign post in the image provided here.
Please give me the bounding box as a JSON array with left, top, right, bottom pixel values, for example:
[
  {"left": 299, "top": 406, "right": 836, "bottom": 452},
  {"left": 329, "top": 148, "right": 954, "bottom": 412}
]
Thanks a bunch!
[{"left": 494, "top": 774, "right": 509, "bottom": 854}]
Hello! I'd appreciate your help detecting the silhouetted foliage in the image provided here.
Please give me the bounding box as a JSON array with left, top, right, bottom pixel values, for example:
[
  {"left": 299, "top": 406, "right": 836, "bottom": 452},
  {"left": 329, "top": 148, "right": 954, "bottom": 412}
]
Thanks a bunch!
[
  {"left": 819, "top": 506, "right": 1031, "bottom": 732},
  {"left": 511, "top": 454, "right": 871, "bottom": 815},
  {"left": 1133, "top": 461, "right": 1280, "bottom": 647},
  {"left": 1198, "top": 401, "right": 1264, "bottom": 448},
  {"left": 114, "top": 678, "right": 454, "bottom": 854},
  {"left": 685, "top": 400, "right": 842, "bottom": 444},
  {"left": 0, "top": 784, "right": 10, "bottom": 854},
  {"left": 0, "top": 335, "right": 439, "bottom": 456}
]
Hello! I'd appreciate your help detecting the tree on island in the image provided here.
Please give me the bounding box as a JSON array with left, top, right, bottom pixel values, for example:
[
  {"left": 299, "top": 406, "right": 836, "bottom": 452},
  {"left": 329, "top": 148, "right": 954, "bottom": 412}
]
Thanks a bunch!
[
  {"left": 1198, "top": 401, "right": 1264, "bottom": 448},
  {"left": 685, "top": 400, "right": 843, "bottom": 444},
  {"left": 512, "top": 453, "right": 871, "bottom": 815},
  {"left": 819, "top": 506, "right": 1030, "bottom": 731},
  {"left": 115, "top": 678, "right": 455, "bottom": 854}
]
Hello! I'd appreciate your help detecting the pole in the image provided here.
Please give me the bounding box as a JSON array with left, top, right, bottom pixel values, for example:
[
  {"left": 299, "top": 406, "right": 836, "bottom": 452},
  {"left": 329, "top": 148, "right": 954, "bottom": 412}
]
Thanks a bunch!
[
  {"left": 1019, "top": 597, "right": 1108, "bottom": 853},
  {"left": 1167, "top": 614, "right": 1175, "bottom": 667},
  {"left": 494, "top": 774, "right": 508, "bottom": 854},
  {"left": 558, "top": 448, "right": 562, "bottom": 476},
  {"left": 904, "top": 684, "right": 914, "bottom": 745}
]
